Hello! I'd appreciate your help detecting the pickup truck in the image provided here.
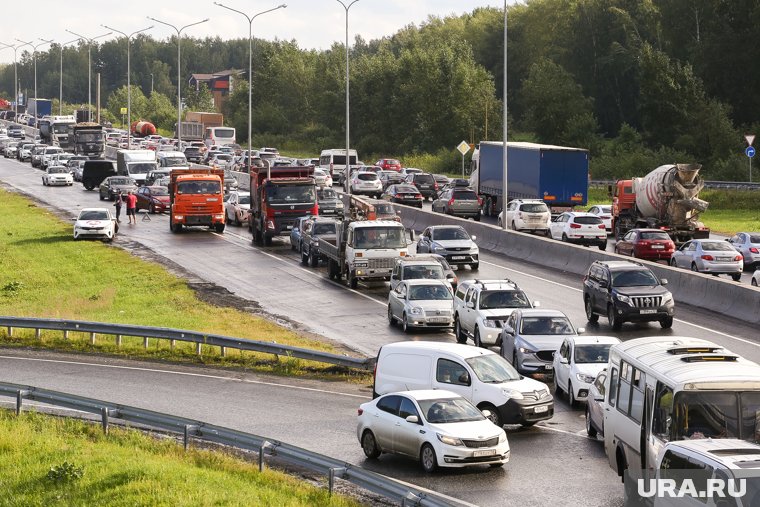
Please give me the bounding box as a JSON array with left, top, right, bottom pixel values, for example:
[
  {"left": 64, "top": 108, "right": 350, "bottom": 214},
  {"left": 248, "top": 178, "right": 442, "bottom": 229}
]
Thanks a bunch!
[{"left": 299, "top": 216, "right": 339, "bottom": 267}]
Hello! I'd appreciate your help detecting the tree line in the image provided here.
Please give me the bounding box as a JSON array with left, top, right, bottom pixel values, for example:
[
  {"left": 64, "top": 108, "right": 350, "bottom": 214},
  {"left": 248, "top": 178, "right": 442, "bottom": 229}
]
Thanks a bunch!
[{"left": 1, "top": 1, "right": 757, "bottom": 180}]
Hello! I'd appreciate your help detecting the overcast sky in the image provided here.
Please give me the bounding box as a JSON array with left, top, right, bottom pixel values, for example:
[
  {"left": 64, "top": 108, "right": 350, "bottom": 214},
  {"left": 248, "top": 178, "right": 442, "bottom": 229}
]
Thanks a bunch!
[{"left": 0, "top": 1, "right": 510, "bottom": 65}]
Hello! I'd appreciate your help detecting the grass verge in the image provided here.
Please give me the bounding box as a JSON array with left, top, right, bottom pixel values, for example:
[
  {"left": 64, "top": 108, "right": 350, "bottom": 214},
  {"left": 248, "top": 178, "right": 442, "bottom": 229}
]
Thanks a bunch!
[
  {"left": 0, "top": 188, "right": 368, "bottom": 380},
  {"left": 0, "top": 410, "right": 358, "bottom": 507}
]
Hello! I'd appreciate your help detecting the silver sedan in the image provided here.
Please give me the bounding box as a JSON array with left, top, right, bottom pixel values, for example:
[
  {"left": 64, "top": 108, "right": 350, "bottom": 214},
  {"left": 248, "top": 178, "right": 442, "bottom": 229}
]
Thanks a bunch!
[
  {"left": 727, "top": 232, "right": 760, "bottom": 270},
  {"left": 387, "top": 279, "right": 454, "bottom": 333},
  {"left": 670, "top": 239, "right": 744, "bottom": 281}
]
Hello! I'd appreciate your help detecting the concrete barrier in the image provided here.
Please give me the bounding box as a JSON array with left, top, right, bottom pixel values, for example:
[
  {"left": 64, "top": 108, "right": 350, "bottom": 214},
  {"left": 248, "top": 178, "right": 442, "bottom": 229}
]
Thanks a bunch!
[{"left": 397, "top": 205, "right": 760, "bottom": 326}]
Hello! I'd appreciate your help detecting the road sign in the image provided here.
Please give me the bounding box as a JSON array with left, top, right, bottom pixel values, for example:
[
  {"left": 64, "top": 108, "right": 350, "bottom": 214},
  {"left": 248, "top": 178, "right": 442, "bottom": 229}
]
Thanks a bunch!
[
  {"left": 746, "top": 134, "right": 755, "bottom": 146},
  {"left": 746, "top": 146, "right": 755, "bottom": 158},
  {"left": 120, "top": 107, "right": 127, "bottom": 115},
  {"left": 456, "top": 140, "right": 470, "bottom": 155}
]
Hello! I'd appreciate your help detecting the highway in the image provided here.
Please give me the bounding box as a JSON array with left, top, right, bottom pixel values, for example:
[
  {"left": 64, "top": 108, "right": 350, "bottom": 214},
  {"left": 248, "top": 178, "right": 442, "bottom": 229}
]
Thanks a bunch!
[{"left": 1, "top": 154, "right": 759, "bottom": 506}]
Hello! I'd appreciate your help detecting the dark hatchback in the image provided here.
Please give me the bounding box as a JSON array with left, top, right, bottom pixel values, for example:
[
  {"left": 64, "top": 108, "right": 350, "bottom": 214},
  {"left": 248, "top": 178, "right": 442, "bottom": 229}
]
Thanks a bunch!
[
  {"left": 317, "top": 187, "right": 344, "bottom": 217},
  {"left": 382, "top": 184, "right": 423, "bottom": 208},
  {"left": 404, "top": 172, "right": 438, "bottom": 200}
]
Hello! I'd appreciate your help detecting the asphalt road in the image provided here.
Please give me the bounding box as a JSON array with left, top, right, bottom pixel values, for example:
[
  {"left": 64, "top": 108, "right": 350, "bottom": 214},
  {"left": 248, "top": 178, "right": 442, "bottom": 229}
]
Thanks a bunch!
[{"left": 1, "top": 153, "right": 759, "bottom": 506}]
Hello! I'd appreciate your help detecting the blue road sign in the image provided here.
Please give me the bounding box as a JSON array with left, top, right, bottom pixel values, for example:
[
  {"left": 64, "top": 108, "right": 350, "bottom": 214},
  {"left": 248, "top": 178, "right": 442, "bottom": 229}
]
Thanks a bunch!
[{"left": 747, "top": 146, "right": 756, "bottom": 158}]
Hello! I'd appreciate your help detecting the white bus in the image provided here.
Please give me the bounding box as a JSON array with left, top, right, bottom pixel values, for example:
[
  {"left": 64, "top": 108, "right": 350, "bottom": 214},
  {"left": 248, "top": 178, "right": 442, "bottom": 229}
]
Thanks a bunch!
[
  {"left": 603, "top": 336, "right": 760, "bottom": 485},
  {"left": 204, "top": 126, "right": 236, "bottom": 147}
]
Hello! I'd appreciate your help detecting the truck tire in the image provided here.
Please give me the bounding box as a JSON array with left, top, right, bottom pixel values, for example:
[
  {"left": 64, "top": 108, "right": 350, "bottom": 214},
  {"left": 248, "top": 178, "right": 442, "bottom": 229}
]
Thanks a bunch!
[
  {"left": 253, "top": 223, "right": 263, "bottom": 245},
  {"left": 328, "top": 259, "right": 337, "bottom": 280},
  {"left": 309, "top": 250, "right": 319, "bottom": 268},
  {"left": 264, "top": 234, "right": 273, "bottom": 246},
  {"left": 348, "top": 268, "right": 358, "bottom": 289},
  {"left": 214, "top": 223, "right": 225, "bottom": 233},
  {"left": 170, "top": 221, "right": 182, "bottom": 233}
]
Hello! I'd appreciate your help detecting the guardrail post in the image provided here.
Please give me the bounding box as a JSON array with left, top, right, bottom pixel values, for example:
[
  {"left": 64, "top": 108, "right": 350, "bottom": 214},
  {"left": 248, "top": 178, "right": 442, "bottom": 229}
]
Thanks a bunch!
[
  {"left": 63, "top": 330, "right": 69, "bottom": 340},
  {"left": 15, "top": 390, "right": 27, "bottom": 416},
  {"left": 170, "top": 339, "right": 176, "bottom": 350},
  {"left": 258, "top": 441, "right": 271, "bottom": 472},
  {"left": 115, "top": 335, "right": 122, "bottom": 348},
  {"left": 196, "top": 343, "right": 202, "bottom": 356},
  {"left": 90, "top": 332, "right": 96, "bottom": 345},
  {"left": 35, "top": 328, "right": 41, "bottom": 340},
  {"left": 184, "top": 425, "right": 199, "bottom": 451},
  {"left": 6, "top": 326, "right": 12, "bottom": 337},
  {"left": 143, "top": 337, "right": 149, "bottom": 349},
  {"left": 101, "top": 407, "right": 109, "bottom": 434},
  {"left": 328, "top": 467, "right": 347, "bottom": 496},
  {"left": 402, "top": 491, "right": 423, "bottom": 506},
  {"left": 220, "top": 346, "right": 226, "bottom": 357}
]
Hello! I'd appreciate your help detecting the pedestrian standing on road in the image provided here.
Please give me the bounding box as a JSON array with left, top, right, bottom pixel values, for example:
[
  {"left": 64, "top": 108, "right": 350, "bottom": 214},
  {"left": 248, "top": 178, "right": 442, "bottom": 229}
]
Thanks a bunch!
[
  {"left": 125, "top": 190, "right": 137, "bottom": 224},
  {"left": 113, "top": 192, "right": 123, "bottom": 223}
]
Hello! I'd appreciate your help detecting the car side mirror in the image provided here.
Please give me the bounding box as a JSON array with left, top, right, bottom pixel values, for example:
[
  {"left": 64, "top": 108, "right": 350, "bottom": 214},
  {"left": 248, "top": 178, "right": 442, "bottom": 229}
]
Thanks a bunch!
[
  {"left": 458, "top": 372, "right": 471, "bottom": 385},
  {"left": 405, "top": 415, "right": 419, "bottom": 424},
  {"left": 471, "top": 235, "right": 477, "bottom": 241},
  {"left": 660, "top": 278, "right": 668, "bottom": 286},
  {"left": 446, "top": 273, "right": 454, "bottom": 280},
  {"left": 408, "top": 230, "right": 416, "bottom": 242},
  {"left": 466, "top": 301, "right": 474, "bottom": 309},
  {"left": 577, "top": 327, "right": 585, "bottom": 334}
]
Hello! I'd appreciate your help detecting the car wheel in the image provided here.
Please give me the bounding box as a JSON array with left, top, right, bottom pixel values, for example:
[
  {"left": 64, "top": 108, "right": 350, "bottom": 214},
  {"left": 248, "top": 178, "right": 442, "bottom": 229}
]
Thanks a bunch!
[
  {"left": 474, "top": 327, "right": 484, "bottom": 348},
  {"left": 454, "top": 318, "right": 467, "bottom": 344},
  {"left": 301, "top": 248, "right": 308, "bottom": 265},
  {"left": 731, "top": 273, "right": 742, "bottom": 282},
  {"left": 361, "top": 430, "right": 381, "bottom": 459},
  {"left": 568, "top": 382, "right": 577, "bottom": 407},
  {"left": 402, "top": 313, "right": 411, "bottom": 333},
  {"left": 660, "top": 316, "right": 674, "bottom": 329},
  {"left": 348, "top": 269, "right": 358, "bottom": 289},
  {"left": 598, "top": 242, "right": 607, "bottom": 251},
  {"left": 585, "top": 297, "right": 599, "bottom": 323},
  {"left": 480, "top": 403, "right": 502, "bottom": 427},
  {"left": 670, "top": 258, "right": 677, "bottom": 267},
  {"left": 474, "top": 213, "right": 480, "bottom": 222},
  {"left": 388, "top": 305, "right": 395, "bottom": 326},
  {"left": 471, "top": 262, "right": 479, "bottom": 271},
  {"left": 562, "top": 233, "right": 569, "bottom": 242},
  {"left": 585, "top": 406, "right": 598, "bottom": 438},
  {"left": 752, "top": 278, "right": 758, "bottom": 287},
  {"left": 309, "top": 250, "right": 319, "bottom": 268},
  {"left": 691, "top": 263, "right": 699, "bottom": 272},
  {"left": 214, "top": 223, "right": 225, "bottom": 233},
  {"left": 420, "top": 443, "right": 438, "bottom": 473},
  {"left": 608, "top": 305, "right": 623, "bottom": 331}
]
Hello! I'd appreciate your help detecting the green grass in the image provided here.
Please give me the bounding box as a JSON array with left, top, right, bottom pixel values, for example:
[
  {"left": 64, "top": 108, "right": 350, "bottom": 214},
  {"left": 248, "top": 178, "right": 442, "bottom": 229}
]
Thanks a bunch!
[
  {"left": 0, "top": 410, "right": 358, "bottom": 507},
  {"left": 587, "top": 186, "right": 757, "bottom": 235},
  {"left": 0, "top": 188, "right": 367, "bottom": 379}
]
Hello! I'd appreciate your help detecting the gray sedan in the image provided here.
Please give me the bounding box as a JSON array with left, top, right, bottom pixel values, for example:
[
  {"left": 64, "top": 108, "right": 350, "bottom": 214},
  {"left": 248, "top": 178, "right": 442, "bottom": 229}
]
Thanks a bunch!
[
  {"left": 670, "top": 239, "right": 744, "bottom": 281},
  {"left": 727, "top": 232, "right": 760, "bottom": 270},
  {"left": 387, "top": 279, "right": 454, "bottom": 333},
  {"left": 416, "top": 225, "right": 479, "bottom": 270}
]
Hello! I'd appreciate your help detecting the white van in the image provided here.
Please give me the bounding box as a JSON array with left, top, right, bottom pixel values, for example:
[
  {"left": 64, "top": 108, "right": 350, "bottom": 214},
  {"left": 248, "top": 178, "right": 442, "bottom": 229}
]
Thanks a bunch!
[
  {"left": 319, "top": 148, "right": 358, "bottom": 179},
  {"left": 204, "top": 126, "right": 236, "bottom": 147},
  {"left": 373, "top": 341, "right": 554, "bottom": 427},
  {"left": 156, "top": 150, "right": 189, "bottom": 170}
]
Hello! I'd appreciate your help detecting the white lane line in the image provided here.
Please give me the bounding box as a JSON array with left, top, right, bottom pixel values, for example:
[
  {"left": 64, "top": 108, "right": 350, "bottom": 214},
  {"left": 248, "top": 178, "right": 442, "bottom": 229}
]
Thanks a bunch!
[
  {"left": 480, "top": 259, "right": 757, "bottom": 347},
  {"left": 534, "top": 423, "right": 595, "bottom": 441},
  {"left": 0, "top": 356, "right": 371, "bottom": 400},
  {"left": 213, "top": 231, "right": 387, "bottom": 306}
]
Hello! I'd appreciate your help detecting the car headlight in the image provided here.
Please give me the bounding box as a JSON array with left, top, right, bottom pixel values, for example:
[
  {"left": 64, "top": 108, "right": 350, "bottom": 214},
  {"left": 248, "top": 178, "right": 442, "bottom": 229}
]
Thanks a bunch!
[
  {"left": 470, "top": 246, "right": 479, "bottom": 254},
  {"left": 498, "top": 431, "right": 507, "bottom": 443},
  {"left": 615, "top": 293, "right": 632, "bottom": 305},
  {"left": 482, "top": 319, "right": 498, "bottom": 328},
  {"left": 576, "top": 373, "right": 596, "bottom": 384},
  {"left": 409, "top": 306, "right": 423, "bottom": 315},
  {"left": 336, "top": 202, "right": 344, "bottom": 208},
  {"left": 432, "top": 244, "right": 445, "bottom": 253},
  {"left": 436, "top": 433, "right": 463, "bottom": 446},
  {"left": 662, "top": 292, "right": 673, "bottom": 305},
  {"left": 519, "top": 346, "right": 536, "bottom": 354},
  {"left": 501, "top": 388, "right": 524, "bottom": 400}
]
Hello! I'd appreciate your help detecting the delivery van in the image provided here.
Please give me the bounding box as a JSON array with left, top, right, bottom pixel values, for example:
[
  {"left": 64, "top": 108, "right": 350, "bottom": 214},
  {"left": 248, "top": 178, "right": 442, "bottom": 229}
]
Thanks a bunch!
[{"left": 373, "top": 341, "right": 554, "bottom": 427}]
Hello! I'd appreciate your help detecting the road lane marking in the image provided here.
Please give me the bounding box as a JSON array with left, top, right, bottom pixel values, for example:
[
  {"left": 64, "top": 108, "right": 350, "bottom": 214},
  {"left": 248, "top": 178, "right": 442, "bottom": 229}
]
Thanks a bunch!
[
  {"left": 534, "top": 423, "right": 596, "bottom": 441},
  {"left": 0, "top": 355, "right": 371, "bottom": 399}
]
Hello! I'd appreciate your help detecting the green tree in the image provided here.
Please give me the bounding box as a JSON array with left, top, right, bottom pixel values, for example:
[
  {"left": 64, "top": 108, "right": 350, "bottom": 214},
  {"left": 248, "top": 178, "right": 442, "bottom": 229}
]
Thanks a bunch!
[{"left": 184, "top": 82, "right": 214, "bottom": 112}]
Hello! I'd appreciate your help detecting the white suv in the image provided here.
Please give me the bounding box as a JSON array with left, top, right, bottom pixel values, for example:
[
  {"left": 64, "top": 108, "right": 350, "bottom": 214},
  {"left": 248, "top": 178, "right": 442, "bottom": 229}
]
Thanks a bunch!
[
  {"left": 498, "top": 199, "right": 551, "bottom": 234},
  {"left": 548, "top": 211, "right": 607, "bottom": 250},
  {"left": 453, "top": 279, "right": 536, "bottom": 347}
]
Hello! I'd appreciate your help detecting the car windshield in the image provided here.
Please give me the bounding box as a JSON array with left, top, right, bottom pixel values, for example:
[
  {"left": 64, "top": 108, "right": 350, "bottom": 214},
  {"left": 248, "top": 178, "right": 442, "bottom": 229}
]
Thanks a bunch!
[
  {"left": 520, "top": 316, "right": 574, "bottom": 335},
  {"left": 573, "top": 216, "right": 602, "bottom": 225},
  {"left": 177, "top": 181, "right": 221, "bottom": 194},
  {"left": 452, "top": 190, "right": 478, "bottom": 200},
  {"left": 148, "top": 187, "right": 169, "bottom": 196},
  {"left": 574, "top": 344, "right": 613, "bottom": 364},
  {"left": 163, "top": 157, "right": 187, "bottom": 167},
  {"left": 50, "top": 167, "right": 68, "bottom": 174},
  {"left": 418, "top": 398, "right": 485, "bottom": 424},
  {"left": 332, "top": 155, "right": 357, "bottom": 165},
  {"left": 432, "top": 227, "right": 470, "bottom": 241},
  {"left": 374, "top": 203, "right": 395, "bottom": 215},
  {"left": 109, "top": 178, "right": 133, "bottom": 185},
  {"left": 640, "top": 232, "right": 671, "bottom": 241},
  {"left": 466, "top": 354, "right": 521, "bottom": 383},
  {"left": 318, "top": 188, "right": 337, "bottom": 200},
  {"left": 408, "top": 284, "right": 451, "bottom": 300},
  {"left": 750, "top": 235, "right": 760, "bottom": 243},
  {"left": 403, "top": 265, "right": 444, "bottom": 280},
  {"left": 611, "top": 269, "right": 660, "bottom": 287},
  {"left": 521, "top": 203, "right": 549, "bottom": 213},
  {"left": 76, "top": 133, "right": 101, "bottom": 142},
  {"left": 313, "top": 223, "right": 336, "bottom": 235},
  {"left": 701, "top": 241, "right": 734, "bottom": 252},
  {"left": 129, "top": 163, "right": 154, "bottom": 175},
  {"left": 354, "top": 226, "right": 406, "bottom": 249},
  {"left": 238, "top": 194, "right": 251, "bottom": 205},
  {"left": 266, "top": 184, "right": 316, "bottom": 204},
  {"left": 79, "top": 210, "right": 109, "bottom": 220},
  {"left": 479, "top": 290, "right": 531, "bottom": 309}
]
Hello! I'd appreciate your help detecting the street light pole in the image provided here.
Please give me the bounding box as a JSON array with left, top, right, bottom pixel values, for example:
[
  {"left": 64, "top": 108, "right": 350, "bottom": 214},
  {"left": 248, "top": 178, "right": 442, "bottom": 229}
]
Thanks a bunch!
[
  {"left": 213, "top": 3, "right": 286, "bottom": 174},
  {"left": 102, "top": 25, "right": 152, "bottom": 148},
  {"left": 65, "top": 29, "right": 111, "bottom": 122},
  {"left": 58, "top": 38, "right": 80, "bottom": 115},
  {"left": 336, "top": 0, "right": 360, "bottom": 195},
  {"left": 501, "top": 0, "right": 509, "bottom": 230},
  {"left": 148, "top": 16, "right": 209, "bottom": 147},
  {"left": 0, "top": 43, "right": 19, "bottom": 118},
  {"left": 15, "top": 38, "right": 53, "bottom": 104}
]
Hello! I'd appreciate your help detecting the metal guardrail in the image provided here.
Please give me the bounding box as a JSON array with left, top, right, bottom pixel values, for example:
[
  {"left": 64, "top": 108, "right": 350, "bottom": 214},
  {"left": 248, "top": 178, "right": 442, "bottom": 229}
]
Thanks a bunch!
[
  {"left": 0, "top": 382, "right": 472, "bottom": 507},
  {"left": 0, "top": 316, "right": 373, "bottom": 371},
  {"left": 590, "top": 179, "right": 760, "bottom": 191}
]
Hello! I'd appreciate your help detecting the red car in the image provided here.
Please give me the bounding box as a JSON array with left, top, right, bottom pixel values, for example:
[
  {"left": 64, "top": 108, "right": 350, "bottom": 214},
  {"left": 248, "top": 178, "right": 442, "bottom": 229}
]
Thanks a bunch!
[
  {"left": 614, "top": 228, "right": 675, "bottom": 261},
  {"left": 135, "top": 185, "right": 171, "bottom": 213},
  {"left": 375, "top": 158, "right": 402, "bottom": 172}
]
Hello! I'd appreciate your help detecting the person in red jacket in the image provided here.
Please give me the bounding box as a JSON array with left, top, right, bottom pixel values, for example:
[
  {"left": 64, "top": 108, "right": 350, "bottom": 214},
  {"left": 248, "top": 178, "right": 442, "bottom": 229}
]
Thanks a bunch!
[{"left": 125, "top": 191, "right": 138, "bottom": 224}]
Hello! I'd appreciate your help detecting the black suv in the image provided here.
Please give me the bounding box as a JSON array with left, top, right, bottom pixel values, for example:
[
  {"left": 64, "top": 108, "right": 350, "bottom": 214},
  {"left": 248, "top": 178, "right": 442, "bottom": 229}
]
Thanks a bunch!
[
  {"left": 583, "top": 260, "right": 674, "bottom": 330},
  {"left": 404, "top": 172, "right": 438, "bottom": 200}
]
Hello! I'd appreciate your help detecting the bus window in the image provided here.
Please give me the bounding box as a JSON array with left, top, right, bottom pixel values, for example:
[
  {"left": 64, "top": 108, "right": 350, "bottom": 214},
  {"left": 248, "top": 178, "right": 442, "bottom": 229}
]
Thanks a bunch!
[
  {"left": 618, "top": 362, "right": 632, "bottom": 415},
  {"left": 672, "top": 391, "right": 739, "bottom": 441},
  {"left": 653, "top": 383, "right": 673, "bottom": 440},
  {"left": 609, "top": 367, "right": 619, "bottom": 407}
]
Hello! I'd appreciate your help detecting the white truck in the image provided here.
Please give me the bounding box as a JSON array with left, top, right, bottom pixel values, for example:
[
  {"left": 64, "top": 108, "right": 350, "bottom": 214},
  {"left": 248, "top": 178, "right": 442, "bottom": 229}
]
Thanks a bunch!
[
  {"left": 319, "top": 196, "right": 414, "bottom": 289},
  {"left": 116, "top": 149, "right": 158, "bottom": 186}
]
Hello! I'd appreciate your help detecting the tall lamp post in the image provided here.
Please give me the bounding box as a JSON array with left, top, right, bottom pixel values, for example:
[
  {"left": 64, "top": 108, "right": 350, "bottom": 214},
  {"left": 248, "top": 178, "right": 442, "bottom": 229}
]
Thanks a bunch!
[
  {"left": 148, "top": 16, "right": 209, "bottom": 146},
  {"left": 15, "top": 38, "right": 53, "bottom": 105},
  {"left": 214, "top": 2, "right": 286, "bottom": 174},
  {"left": 57, "top": 38, "right": 80, "bottom": 115},
  {"left": 501, "top": 0, "right": 509, "bottom": 230},
  {"left": 65, "top": 29, "right": 111, "bottom": 122},
  {"left": 102, "top": 25, "right": 152, "bottom": 148},
  {"left": 336, "top": 0, "right": 360, "bottom": 195},
  {"left": 0, "top": 43, "right": 19, "bottom": 118}
]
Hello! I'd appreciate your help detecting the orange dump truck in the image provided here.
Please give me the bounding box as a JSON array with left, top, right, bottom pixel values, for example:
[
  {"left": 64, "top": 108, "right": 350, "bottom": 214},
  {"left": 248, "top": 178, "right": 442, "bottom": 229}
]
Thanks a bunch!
[{"left": 168, "top": 168, "right": 226, "bottom": 233}]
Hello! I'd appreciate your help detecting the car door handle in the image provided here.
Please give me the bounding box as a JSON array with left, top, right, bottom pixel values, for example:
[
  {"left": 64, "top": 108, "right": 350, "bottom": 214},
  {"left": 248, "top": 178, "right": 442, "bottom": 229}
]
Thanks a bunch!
[{"left": 395, "top": 422, "right": 401, "bottom": 427}]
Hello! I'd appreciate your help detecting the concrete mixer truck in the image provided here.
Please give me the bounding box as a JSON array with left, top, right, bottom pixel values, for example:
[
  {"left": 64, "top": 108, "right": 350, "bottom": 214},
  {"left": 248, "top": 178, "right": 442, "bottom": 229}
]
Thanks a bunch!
[
  {"left": 131, "top": 120, "right": 157, "bottom": 137},
  {"left": 610, "top": 163, "right": 710, "bottom": 244}
]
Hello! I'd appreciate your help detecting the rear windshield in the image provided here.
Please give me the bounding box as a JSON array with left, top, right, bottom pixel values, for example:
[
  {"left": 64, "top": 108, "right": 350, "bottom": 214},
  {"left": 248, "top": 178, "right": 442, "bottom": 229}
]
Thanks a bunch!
[
  {"left": 414, "top": 174, "right": 434, "bottom": 183},
  {"left": 640, "top": 231, "right": 671, "bottom": 241},
  {"left": 520, "top": 203, "right": 549, "bottom": 213},
  {"left": 148, "top": 187, "right": 169, "bottom": 196},
  {"left": 573, "top": 216, "right": 602, "bottom": 225},
  {"left": 700, "top": 242, "right": 734, "bottom": 251},
  {"left": 357, "top": 173, "right": 377, "bottom": 181},
  {"left": 452, "top": 190, "right": 478, "bottom": 200},
  {"left": 403, "top": 265, "right": 444, "bottom": 280},
  {"left": 109, "top": 178, "right": 133, "bottom": 185},
  {"left": 396, "top": 185, "right": 418, "bottom": 193},
  {"left": 331, "top": 155, "right": 357, "bottom": 166}
]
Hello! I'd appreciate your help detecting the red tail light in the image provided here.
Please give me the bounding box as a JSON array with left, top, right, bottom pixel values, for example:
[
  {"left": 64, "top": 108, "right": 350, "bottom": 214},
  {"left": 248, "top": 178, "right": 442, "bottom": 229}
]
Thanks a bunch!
[
  {"left": 751, "top": 247, "right": 759, "bottom": 254},
  {"left": 448, "top": 198, "right": 455, "bottom": 206},
  {"left": 735, "top": 255, "right": 744, "bottom": 261},
  {"left": 477, "top": 196, "right": 483, "bottom": 206},
  {"left": 701, "top": 255, "right": 714, "bottom": 261},
  {"left": 415, "top": 193, "right": 422, "bottom": 199},
  {"left": 434, "top": 183, "right": 439, "bottom": 190},
  {"left": 357, "top": 408, "right": 363, "bottom": 416},
  {"left": 598, "top": 224, "right": 606, "bottom": 229},
  {"left": 570, "top": 223, "right": 582, "bottom": 229}
]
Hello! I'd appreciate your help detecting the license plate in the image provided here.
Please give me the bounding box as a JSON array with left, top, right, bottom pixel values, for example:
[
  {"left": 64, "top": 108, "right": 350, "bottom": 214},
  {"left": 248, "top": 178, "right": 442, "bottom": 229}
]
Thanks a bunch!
[
  {"left": 534, "top": 405, "right": 548, "bottom": 414},
  {"left": 473, "top": 449, "right": 497, "bottom": 457},
  {"left": 640, "top": 309, "right": 657, "bottom": 314},
  {"left": 428, "top": 317, "right": 449, "bottom": 323},
  {"left": 420, "top": 185, "right": 430, "bottom": 189},
  {"left": 451, "top": 256, "right": 465, "bottom": 260},
  {"left": 322, "top": 209, "right": 334, "bottom": 213},
  {"left": 717, "top": 257, "right": 732, "bottom": 262},
  {"left": 651, "top": 245, "right": 664, "bottom": 249},
  {"left": 544, "top": 364, "right": 553, "bottom": 371}
]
